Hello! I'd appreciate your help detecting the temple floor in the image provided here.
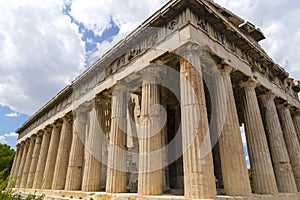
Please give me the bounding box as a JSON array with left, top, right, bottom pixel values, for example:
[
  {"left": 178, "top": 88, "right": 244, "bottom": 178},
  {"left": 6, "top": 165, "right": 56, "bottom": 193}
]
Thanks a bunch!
[{"left": 16, "top": 189, "right": 300, "bottom": 200}]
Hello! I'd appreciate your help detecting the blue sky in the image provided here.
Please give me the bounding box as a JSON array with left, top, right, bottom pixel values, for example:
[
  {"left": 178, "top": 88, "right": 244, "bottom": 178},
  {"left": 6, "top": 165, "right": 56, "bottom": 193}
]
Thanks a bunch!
[{"left": 0, "top": 0, "right": 299, "bottom": 169}]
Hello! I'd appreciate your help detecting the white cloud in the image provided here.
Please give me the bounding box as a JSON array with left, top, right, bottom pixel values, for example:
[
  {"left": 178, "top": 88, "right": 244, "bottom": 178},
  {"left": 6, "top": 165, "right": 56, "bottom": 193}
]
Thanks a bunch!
[
  {"left": 4, "top": 132, "right": 19, "bottom": 138},
  {"left": 69, "top": 0, "right": 169, "bottom": 36},
  {"left": 5, "top": 112, "right": 20, "bottom": 117},
  {"left": 214, "top": 0, "right": 300, "bottom": 80},
  {"left": 0, "top": 0, "right": 86, "bottom": 115},
  {"left": 0, "top": 135, "right": 6, "bottom": 143}
]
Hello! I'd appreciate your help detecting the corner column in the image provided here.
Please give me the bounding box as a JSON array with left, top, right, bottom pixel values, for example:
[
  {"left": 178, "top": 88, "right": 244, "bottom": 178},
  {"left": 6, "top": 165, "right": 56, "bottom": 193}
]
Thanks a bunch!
[
  {"left": 9, "top": 144, "right": 21, "bottom": 185},
  {"left": 20, "top": 135, "right": 36, "bottom": 188},
  {"left": 215, "top": 66, "right": 251, "bottom": 195},
  {"left": 277, "top": 105, "right": 300, "bottom": 191},
  {"left": 180, "top": 49, "right": 216, "bottom": 199},
  {"left": 42, "top": 123, "right": 61, "bottom": 189},
  {"left": 52, "top": 115, "right": 73, "bottom": 190},
  {"left": 82, "top": 100, "right": 102, "bottom": 192},
  {"left": 106, "top": 87, "right": 127, "bottom": 193},
  {"left": 65, "top": 109, "right": 87, "bottom": 191},
  {"left": 26, "top": 133, "right": 43, "bottom": 188},
  {"left": 138, "top": 67, "right": 162, "bottom": 195},
  {"left": 260, "top": 93, "right": 297, "bottom": 193},
  {"left": 33, "top": 127, "right": 52, "bottom": 189},
  {"left": 241, "top": 80, "right": 278, "bottom": 194},
  {"left": 16, "top": 141, "right": 29, "bottom": 188}
]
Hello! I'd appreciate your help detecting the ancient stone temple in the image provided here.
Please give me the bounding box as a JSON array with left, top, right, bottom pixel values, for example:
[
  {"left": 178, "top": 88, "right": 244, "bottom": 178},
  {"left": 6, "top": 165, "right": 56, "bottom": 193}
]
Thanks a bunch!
[{"left": 10, "top": 0, "right": 300, "bottom": 199}]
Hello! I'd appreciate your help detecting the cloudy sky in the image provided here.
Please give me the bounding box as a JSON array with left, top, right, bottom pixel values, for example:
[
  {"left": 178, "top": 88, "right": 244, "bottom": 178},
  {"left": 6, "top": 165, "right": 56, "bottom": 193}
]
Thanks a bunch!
[{"left": 0, "top": 0, "right": 299, "bottom": 153}]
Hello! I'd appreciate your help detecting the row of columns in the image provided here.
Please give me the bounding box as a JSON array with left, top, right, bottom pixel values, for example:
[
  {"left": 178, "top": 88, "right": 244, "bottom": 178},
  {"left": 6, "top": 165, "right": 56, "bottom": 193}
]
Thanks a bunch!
[{"left": 11, "top": 49, "right": 300, "bottom": 199}]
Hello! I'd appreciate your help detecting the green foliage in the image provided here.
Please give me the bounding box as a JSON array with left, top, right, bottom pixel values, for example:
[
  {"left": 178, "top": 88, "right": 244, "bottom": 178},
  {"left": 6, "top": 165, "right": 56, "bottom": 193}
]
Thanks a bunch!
[
  {"left": 0, "top": 144, "right": 15, "bottom": 180},
  {"left": 248, "top": 169, "right": 254, "bottom": 192}
]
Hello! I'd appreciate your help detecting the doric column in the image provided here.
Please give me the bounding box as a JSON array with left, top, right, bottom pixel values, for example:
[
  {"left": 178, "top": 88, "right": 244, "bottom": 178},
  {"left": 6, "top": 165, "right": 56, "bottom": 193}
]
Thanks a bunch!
[
  {"left": 16, "top": 141, "right": 29, "bottom": 188},
  {"left": 277, "top": 105, "right": 300, "bottom": 191},
  {"left": 179, "top": 49, "right": 216, "bottom": 199},
  {"left": 26, "top": 133, "right": 43, "bottom": 188},
  {"left": 52, "top": 115, "right": 73, "bottom": 190},
  {"left": 240, "top": 80, "right": 278, "bottom": 194},
  {"left": 82, "top": 101, "right": 102, "bottom": 192},
  {"left": 33, "top": 127, "right": 52, "bottom": 189},
  {"left": 214, "top": 66, "right": 251, "bottom": 195},
  {"left": 260, "top": 94, "right": 297, "bottom": 193},
  {"left": 9, "top": 144, "right": 21, "bottom": 185},
  {"left": 42, "top": 123, "right": 61, "bottom": 189},
  {"left": 292, "top": 112, "right": 300, "bottom": 143},
  {"left": 65, "top": 109, "right": 87, "bottom": 191},
  {"left": 106, "top": 87, "right": 127, "bottom": 193},
  {"left": 20, "top": 135, "right": 36, "bottom": 188},
  {"left": 138, "top": 67, "right": 162, "bottom": 195}
]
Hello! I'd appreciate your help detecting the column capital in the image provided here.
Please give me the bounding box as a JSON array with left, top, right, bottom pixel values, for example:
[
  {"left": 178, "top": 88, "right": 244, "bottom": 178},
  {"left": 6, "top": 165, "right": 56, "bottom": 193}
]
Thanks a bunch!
[
  {"left": 240, "top": 80, "right": 258, "bottom": 89},
  {"left": 276, "top": 103, "right": 292, "bottom": 110},
  {"left": 259, "top": 92, "right": 276, "bottom": 102},
  {"left": 221, "top": 64, "right": 233, "bottom": 74},
  {"left": 177, "top": 42, "right": 203, "bottom": 58}
]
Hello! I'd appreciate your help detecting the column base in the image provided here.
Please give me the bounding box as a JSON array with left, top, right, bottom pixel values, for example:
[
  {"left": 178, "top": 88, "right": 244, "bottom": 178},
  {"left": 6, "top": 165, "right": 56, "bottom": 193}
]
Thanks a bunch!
[{"left": 14, "top": 188, "right": 300, "bottom": 200}]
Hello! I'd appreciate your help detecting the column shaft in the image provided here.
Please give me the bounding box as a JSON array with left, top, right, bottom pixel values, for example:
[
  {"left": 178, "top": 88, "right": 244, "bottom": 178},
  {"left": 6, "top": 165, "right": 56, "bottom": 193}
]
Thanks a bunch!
[
  {"left": 278, "top": 106, "right": 300, "bottom": 191},
  {"left": 138, "top": 68, "right": 162, "bottom": 195},
  {"left": 20, "top": 136, "right": 36, "bottom": 188},
  {"left": 106, "top": 90, "right": 127, "bottom": 193},
  {"left": 82, "top": 102, "right": 102, "bottom": 192},
  {"left": 42, "top": 124, "right": 61, "bottom": 189},
  {"left": 260, "top": 95, "right": 297, "bottom": 193},
  {"left": 241, "top": 81, "right": 278, "bottom": 194},
  {"left": 215, "top": 66, "right": 251, "bottom": 195},
  {"left": 33, "top": 128, "right": 51, "bottom": 189},
  {"left": 180, "top": 52, "right": 216, "bottom": 199},
  {"left": 16, "top": 142, "right": 29, "bottom": 188},
  {"left": 9, "top": 145, "right": 21, "bottom": 185},
  {"left": 52, "top": 116, "right": 73, "bottom": 190},
  {"left": 292, "top": 114, "right": 300, "bottom": 144},
  {"left": 65, "top": 111, "right": 87, "bottom": 191},
  {"left": 26, "top": 134, "right": 43, "bottom": 188}
]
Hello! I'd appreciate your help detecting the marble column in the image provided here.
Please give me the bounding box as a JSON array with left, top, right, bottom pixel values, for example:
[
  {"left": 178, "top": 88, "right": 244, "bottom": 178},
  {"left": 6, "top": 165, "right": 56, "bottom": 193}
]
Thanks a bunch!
[
  {"left": 106, "top": 88, "right": 127, "bottom": 193},
  {"left": 82, "top": 101, "right": 102, "bottom": 192},
  {"left": 260, "top": 94, "right": 297, "bottom": 193},
  {"left": 65, "top": 110, "right": 87, "bottom": 191},
  {"left": 9, "top": 144, "right": 21, "bottom": 185},
  {"left": 42, "top": 123, "right": 61, "bottom": 189},
  {"left": 214, "top": 66, "right": 251, "bottom": 195},
  {"left": 277, "top": 105, "right": 300, "bottom": 191},
  {"left": 292, "top": 112, "right": 300, "bottom": 143},
  {"left": 52, "top": 115, "right": 73, "bottom": 190},
  {"left": 138, "top": 67, "right": 162, "bottom": 195},
  {"left": 26, "top": 133, "right": 43, "bottom": 188},
  {"left": 20, "top": 135, "right": 36, "bottom": 188},
  {"left": 16, "top": 141, "right": 29, "bottom": 188},
  {"left": 241, "top": 80, "right": 278, "bottom": 194},
  {"left": 179, "top": 50, "right": 216, "bottom": 199},
  {"left": 33, "top": 127, "right": 52, "bottom": 189}
]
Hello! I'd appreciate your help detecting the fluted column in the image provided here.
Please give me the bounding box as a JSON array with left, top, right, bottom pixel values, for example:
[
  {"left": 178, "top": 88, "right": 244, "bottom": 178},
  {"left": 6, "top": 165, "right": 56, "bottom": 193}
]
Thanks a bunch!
[
  {"left": 42, "top": 123, "right": 61, "bottom": 189},
  {"left": 277, "top": 105, "right": 300, "bottom": 191},
  {"left": 292, "top": 112, "right": 300, "bottom": 144},
  {"left": 179, "top": 50, "right": 216, "bottom": 199},
  {"left": 26, "top": 133, "right": 43, "bottom": 188},
  {"left": 82, "top": 101, "right": 102, "bottom": 192},
  {"left": 138, "top": 67, "right": 162, "bottom": 195},
  {"left": 214, "top": 66, "right": 251, "bottom": 195},
  {"left": 52, "top": 115, "right": 73, "bottom": 190},
  {"left": 16, "top": 141, "right": 29, "bottom": 188},
  {"left": 20, "top": 135, "right": 36, "bottom": 188},
  {"left": 65, "top": 109, "right": 87, "bottom": 191},
  {"left": 260, "top": 93, "right": 297, "bottom": 193},
  {"left": 106, "top": 88, "right": 127, "bottom": 193},
  {"left": 9, "top": 144, "right": 21, "bottom": 185},
  {"left": 241, "top": 80, "right": 278, "bottom": 194},
  {"left": 33, "top": 127, "right": 52, "bottom": 189}
]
